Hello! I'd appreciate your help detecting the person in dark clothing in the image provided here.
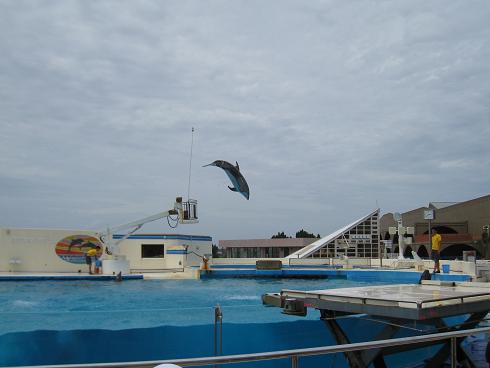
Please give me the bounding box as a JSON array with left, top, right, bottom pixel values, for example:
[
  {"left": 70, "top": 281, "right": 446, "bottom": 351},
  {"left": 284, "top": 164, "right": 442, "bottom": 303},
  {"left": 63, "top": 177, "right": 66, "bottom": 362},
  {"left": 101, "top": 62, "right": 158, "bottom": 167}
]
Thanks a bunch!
[{"left": 419, "top": 269, "right": 431, "bottom": 284}]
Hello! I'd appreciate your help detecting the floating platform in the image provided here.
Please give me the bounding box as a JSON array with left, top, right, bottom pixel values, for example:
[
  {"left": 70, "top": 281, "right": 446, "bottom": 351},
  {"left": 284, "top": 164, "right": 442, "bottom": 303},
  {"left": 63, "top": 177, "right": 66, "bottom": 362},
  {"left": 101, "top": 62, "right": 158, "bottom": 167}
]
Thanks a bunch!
[
  {"left": 270, "top": 281, "right": 490, "bottom": 320},
  {"left": 263, "top": 281, "right": 490, "bottom": 367}
]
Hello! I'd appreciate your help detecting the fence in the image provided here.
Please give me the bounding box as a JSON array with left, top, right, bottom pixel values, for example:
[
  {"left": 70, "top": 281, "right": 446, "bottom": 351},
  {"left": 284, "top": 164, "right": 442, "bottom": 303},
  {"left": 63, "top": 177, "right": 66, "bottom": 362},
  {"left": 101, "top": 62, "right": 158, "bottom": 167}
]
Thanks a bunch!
[{"left": 23, "top": 326, "right": 490, "bottom": 368}]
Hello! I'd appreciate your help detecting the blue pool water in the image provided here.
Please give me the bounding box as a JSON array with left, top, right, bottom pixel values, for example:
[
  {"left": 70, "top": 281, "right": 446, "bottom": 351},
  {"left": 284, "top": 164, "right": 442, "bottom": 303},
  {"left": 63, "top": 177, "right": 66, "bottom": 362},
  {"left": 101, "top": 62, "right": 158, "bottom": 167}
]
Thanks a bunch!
[
  {"left": 0, "top": 278, "right": 442, "bottom": 367},
  {"left": 0, "top": 278, "right": 389, "bottom": 333}
]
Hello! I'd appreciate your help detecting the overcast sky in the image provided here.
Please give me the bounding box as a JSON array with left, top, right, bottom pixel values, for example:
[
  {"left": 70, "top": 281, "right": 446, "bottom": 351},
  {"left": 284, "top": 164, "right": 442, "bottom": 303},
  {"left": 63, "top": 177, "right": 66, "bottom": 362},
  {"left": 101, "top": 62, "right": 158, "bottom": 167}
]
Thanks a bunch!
[{"left": 1, "top": 0, "right": 489, "bottom": 243}]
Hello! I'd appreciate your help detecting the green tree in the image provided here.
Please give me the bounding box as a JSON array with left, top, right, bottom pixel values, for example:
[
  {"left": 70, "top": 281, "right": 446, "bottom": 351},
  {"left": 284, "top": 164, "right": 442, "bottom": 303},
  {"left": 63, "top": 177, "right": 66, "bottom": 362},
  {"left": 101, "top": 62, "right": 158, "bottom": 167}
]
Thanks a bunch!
[
  {"left": 272, "top": 231, "right": 288, "bottom": 239},
  {"left": 295, "top": 229, "right": 317, "bottom": 238},
  {"left": 212, "top": 244, "right": 221, "bottom": 258}
]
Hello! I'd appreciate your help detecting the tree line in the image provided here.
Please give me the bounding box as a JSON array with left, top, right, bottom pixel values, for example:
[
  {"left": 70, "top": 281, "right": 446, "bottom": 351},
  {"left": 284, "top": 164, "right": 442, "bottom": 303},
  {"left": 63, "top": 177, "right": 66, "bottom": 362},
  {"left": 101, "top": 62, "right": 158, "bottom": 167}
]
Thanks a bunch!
[{"left": 271, "top": 229, "right": 320, "bottom": 239}]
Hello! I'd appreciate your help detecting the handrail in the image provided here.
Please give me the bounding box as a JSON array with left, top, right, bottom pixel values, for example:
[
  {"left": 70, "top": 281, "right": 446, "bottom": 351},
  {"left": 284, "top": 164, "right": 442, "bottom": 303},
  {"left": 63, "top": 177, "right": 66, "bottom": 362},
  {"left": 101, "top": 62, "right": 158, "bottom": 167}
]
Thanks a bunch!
[{"left": 12, "top": 326, "right": 490, "bottom": 368}]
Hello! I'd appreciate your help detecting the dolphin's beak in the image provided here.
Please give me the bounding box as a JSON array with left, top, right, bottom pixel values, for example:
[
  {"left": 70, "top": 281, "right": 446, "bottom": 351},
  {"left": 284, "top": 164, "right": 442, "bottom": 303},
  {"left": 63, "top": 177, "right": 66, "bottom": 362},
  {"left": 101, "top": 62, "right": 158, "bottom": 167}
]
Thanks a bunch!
[{"left": 202, "top": 162, "right": 215, "bottom": 167}]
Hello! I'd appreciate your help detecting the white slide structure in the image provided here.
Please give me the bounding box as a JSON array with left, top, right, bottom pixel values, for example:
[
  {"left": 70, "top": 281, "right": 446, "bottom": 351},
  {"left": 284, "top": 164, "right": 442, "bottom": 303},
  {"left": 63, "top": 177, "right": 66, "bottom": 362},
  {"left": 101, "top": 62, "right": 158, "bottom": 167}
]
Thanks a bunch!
[{"left": 286, "top": 209, "right": 379, "bottom": 259}]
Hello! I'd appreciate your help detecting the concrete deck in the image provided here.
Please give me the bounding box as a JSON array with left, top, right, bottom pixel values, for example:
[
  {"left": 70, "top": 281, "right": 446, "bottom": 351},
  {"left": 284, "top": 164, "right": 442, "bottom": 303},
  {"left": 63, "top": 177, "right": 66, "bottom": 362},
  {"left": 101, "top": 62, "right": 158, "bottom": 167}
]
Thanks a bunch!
[
  {"left": 0, "top": 271, "right": 143, "bottom": 281},
  {"left": 0, "top": 266, "right": 201, "bottom": 280},
  {"left": 0, "top": 266, "right": 474, "bottom": 282},
  {"left": 202, "top": 266, "right": 473, "bottom": 282}
]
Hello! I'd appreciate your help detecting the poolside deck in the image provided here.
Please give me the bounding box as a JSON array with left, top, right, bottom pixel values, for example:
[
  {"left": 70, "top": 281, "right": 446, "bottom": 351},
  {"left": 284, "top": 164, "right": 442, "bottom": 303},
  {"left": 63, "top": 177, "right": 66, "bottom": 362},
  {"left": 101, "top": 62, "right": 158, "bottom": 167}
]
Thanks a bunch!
[
  {"left": 0, "top": 271, "right": 143, "bottom": 281},
  {"left": 204, "top": 265, "right": 473, "bottom": 282},
  {"left": 0, "top": 266, "right": 201, "bottom": 280},
  {"left": 0, "top": 266, "right": 475, "bottom": 282}
]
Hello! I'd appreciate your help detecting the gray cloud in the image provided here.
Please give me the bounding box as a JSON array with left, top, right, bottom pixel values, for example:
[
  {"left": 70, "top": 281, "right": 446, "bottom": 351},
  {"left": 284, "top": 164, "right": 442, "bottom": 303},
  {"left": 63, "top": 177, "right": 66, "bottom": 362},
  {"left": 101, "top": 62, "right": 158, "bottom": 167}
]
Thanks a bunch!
[{"left": 1, "top": 0, "right": 489, "bottom": 241}]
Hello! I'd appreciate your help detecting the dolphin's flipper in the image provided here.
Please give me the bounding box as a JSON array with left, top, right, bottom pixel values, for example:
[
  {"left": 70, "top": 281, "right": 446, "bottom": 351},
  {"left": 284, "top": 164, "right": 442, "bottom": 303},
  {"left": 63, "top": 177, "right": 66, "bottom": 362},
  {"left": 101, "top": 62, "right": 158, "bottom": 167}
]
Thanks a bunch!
[{"left": 228, "top": 186, "right": 238, "bottom": 192}]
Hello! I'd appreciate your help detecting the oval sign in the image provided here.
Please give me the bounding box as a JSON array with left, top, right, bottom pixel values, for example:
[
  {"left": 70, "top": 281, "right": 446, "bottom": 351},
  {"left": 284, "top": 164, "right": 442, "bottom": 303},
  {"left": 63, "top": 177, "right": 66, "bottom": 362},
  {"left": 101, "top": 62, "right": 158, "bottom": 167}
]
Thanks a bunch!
[{"left": 55, "top": 235, "right": 103, "bottom": 264}]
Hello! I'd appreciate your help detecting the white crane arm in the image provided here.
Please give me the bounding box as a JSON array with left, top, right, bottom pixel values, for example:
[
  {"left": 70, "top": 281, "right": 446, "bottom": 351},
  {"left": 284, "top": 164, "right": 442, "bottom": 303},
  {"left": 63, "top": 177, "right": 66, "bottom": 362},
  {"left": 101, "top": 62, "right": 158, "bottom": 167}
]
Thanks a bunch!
[
  {"left": 98, "top": 197, "right": 197, "bottom": 258},
  {"left": 106, "top": 208, "right": 178, "bottom": 235}
]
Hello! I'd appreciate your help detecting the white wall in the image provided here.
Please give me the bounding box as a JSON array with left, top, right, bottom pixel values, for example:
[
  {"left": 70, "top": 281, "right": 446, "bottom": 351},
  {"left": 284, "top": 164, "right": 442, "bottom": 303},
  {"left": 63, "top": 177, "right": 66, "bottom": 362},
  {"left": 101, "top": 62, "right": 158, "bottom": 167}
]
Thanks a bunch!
[
  {"left": 118, "top": 235, "right": 212, "bottom": 271},
  {"left": 0, "top": 228, "right": 212, "bottom": 273},
  {"left": 0, "top": 228, "right": 97, "bottom": 272}
]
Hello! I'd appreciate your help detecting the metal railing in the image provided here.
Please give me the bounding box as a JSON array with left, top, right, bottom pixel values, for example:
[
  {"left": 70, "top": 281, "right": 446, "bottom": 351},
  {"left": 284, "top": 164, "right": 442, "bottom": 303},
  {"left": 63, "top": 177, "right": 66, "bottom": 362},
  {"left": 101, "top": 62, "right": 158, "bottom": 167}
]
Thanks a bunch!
[{"left": 17, "top": 326, "right": 490, "bottom": 368}]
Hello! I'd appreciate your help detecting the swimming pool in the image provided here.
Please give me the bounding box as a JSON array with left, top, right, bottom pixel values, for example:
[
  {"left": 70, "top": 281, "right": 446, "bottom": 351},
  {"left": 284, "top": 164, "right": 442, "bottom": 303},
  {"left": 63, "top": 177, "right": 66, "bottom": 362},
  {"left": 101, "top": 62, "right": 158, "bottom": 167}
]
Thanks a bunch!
[
  {"left": 0, "top": 278, "right": 390, "bottom": 333},
  {"left": 1, "top": 277, "right": 408, "bottom": 367}
]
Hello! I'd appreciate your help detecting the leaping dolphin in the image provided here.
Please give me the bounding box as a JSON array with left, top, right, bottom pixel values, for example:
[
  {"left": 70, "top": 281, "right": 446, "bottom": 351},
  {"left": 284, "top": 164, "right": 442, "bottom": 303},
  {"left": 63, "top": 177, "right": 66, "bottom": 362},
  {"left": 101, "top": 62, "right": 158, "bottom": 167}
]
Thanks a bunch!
[{"left": 203, "top": 160, "right": 250, "bottom": 200}]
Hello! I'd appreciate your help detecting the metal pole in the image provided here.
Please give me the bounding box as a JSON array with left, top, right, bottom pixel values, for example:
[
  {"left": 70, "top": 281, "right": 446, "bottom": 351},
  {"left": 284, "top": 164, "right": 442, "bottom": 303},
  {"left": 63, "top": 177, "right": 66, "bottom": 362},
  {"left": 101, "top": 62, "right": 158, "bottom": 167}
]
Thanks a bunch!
[
  {"left": 219, "top": 311, "right": 222, "bottom": 356},
  {"left": 291, "top": 355, "right": 298, "bottom": 368},
  {"left": 450, "top": 337, "right": 457, "bottom": 368},
  {"left": 428, "top": 219, "right": 432, "bottom": 255},
  {"left": 214, "top": 314, "right": 217, "bottom": 357},
  {"left": 398, "top": 225, "right": 405, "bottom": 260},
  {"left": 379, "top": 242, "right": 383, "bottom": 268},
  {"left": 187, "top": 127, "right": 194, "bottom": 201},
  {"left": 214, "top": 304, "right": 223, "bottom": 366}
]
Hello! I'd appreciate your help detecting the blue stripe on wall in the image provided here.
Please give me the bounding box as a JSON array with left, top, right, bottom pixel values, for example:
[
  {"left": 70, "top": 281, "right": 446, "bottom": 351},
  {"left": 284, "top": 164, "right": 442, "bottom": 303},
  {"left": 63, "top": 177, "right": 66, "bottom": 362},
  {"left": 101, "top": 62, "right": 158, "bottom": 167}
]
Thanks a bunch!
[
  {"left": 113, "top": 235, "right": 212, "bottom": 241},
  {"left": 166, "top": 250, "right": 188, "bottom": 254}
]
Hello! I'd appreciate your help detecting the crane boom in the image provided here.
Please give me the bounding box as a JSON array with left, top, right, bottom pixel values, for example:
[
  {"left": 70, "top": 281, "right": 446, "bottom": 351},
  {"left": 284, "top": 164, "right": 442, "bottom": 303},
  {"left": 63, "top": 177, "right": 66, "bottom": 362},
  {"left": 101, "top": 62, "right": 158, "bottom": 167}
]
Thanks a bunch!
[
  {"left": 105, "top": 208, "right": 178, "bottom": 235},
  {"left": 98, "top": 197, "right": 198, "bottom": 259}
]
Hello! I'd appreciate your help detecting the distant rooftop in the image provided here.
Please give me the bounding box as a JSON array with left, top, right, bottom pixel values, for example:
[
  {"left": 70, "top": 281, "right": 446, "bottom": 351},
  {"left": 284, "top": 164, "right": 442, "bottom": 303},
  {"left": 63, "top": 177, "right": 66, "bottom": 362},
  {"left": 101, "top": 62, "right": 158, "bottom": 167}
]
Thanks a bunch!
[
  {"left": 220, "top": 238, "right": 316, "bottom": 248},
  {"left": 428, "top": 202, "right": 460, "bottom": 209}
]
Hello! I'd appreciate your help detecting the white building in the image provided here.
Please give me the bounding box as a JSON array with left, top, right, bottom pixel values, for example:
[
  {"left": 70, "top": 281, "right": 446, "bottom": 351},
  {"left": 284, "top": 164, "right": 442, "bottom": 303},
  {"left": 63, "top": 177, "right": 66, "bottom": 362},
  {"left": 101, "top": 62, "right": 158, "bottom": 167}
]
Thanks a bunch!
[{"left": 0, "top": 228, "right": 212, "bottom": 273}]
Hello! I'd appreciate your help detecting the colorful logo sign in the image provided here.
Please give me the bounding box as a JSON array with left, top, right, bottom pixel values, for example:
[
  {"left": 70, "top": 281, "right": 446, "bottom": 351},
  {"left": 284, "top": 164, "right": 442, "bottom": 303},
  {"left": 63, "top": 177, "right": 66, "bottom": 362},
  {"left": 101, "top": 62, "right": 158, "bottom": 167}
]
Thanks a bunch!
[{"left": 55, "top": 235, "right": 103, "bottom": 264}]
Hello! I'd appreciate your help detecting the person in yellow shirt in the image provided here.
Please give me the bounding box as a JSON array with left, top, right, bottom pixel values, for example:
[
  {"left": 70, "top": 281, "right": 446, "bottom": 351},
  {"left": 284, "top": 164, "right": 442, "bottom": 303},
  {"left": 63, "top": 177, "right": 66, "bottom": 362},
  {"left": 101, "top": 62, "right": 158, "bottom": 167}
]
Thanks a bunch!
[
  {"left": 86, "top": 247, "right": 97, "bottom": 274},
  {"left": 431, "top": 229, "right": 442, "bottom": 274}
]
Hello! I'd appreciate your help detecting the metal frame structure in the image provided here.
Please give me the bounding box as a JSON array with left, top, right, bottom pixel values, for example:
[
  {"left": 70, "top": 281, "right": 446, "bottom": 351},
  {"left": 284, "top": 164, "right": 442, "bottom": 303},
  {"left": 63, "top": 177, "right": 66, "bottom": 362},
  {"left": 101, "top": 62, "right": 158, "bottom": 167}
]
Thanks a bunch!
[
  {"left": 287, "top": 209, "right": 380, "bottom": 259},
  {"left": 262, "top": 281, "right": 490, "bottom": 368},
  {"left": 98, "top": 197, "right": 198, "bottom": 258}
]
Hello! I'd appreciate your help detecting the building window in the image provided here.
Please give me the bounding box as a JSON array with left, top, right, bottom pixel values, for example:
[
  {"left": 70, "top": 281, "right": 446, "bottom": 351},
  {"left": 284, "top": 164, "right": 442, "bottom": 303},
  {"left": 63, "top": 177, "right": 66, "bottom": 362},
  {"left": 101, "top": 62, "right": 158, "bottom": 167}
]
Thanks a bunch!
[{"left": 141, "top": 244, "right": 165, "bottom": 258}]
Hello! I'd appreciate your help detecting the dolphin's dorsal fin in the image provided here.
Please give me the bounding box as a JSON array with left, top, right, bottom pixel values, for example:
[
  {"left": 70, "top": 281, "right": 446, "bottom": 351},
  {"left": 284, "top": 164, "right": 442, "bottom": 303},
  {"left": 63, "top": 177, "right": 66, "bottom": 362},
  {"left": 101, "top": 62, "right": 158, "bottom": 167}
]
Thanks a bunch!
[
  {"left": 235, "top": 161, "right": 240, "bottom": 171},
  {"left": 228, "top": 186, "right": 238, "bottom": 192}
]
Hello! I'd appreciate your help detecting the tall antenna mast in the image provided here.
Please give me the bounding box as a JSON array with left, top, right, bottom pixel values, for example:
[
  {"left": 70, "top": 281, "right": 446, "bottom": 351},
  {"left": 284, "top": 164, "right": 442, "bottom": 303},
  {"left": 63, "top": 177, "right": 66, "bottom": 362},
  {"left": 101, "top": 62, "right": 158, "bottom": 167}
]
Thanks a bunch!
[{"left": 187, "top": 127, "right": 195, "bottom": 201}]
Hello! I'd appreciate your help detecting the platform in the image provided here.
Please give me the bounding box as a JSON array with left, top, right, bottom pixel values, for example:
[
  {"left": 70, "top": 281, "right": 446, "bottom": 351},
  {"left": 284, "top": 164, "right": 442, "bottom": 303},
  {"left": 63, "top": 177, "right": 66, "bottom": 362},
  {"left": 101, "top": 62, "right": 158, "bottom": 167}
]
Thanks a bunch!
[
  {"left": 262, "top": 281, "right": 490, "bottom": 368},
  {"left": 203, "top": 266, "right": 472, "bottom": 282},
  {"left": 275, "top": 281, "right": 490, "bottom": 320},
  {"left": 0, "top": 272, "right": 143, "bottom": 281}
]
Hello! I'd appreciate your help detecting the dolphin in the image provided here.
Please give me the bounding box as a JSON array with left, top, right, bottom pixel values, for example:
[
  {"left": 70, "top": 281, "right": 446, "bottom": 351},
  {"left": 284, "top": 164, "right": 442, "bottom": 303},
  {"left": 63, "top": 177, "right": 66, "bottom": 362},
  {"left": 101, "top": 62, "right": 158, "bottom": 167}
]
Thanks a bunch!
[
  {"left": 203, "top": 160, "right": 250, "bottom": 200},
  {"left": 68, "top": 238, "right": 84, "bottom": 252}
]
